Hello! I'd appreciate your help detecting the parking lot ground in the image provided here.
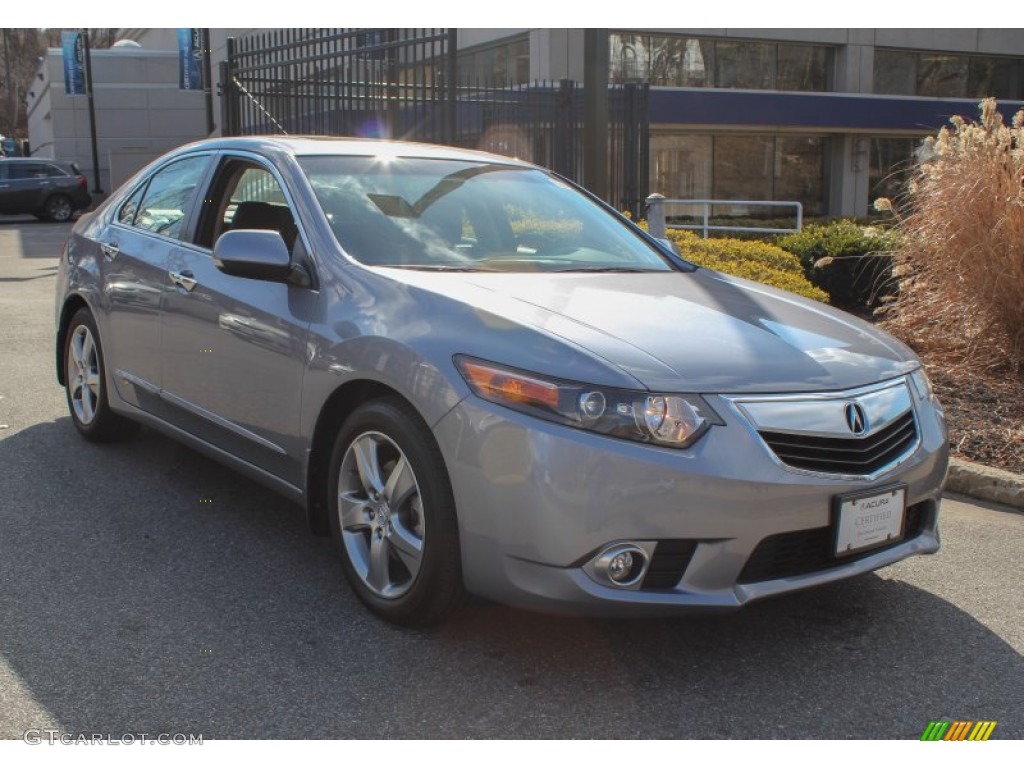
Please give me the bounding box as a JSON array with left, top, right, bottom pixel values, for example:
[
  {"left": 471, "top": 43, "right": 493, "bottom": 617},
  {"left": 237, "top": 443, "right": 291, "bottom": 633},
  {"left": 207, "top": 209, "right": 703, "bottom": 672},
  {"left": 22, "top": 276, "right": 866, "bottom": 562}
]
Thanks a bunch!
[{"left": 1, "top": 216, "right": 1022, "bottom": 739}]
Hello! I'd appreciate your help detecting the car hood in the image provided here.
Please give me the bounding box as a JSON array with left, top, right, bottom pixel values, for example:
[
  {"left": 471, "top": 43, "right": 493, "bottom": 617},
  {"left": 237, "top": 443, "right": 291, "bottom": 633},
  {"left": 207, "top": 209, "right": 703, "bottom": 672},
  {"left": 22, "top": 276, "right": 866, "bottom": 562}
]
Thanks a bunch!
[{"left": 380, "top": 267, "right": 919, "bottom": 394}]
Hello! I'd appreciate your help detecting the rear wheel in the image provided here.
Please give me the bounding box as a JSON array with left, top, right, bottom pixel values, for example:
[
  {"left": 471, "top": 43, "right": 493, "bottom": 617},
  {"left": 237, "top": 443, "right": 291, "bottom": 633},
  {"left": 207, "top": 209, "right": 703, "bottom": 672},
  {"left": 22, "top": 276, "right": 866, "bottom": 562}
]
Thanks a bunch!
[
  {"left": 64, "top": 308, "right": 137, "bottom": 442},
  {"left": 328, "top": 398, "right": 464, "bottom": 626},
  {"left": 44, "top": 194, "right": 73, "bottom": 223}
]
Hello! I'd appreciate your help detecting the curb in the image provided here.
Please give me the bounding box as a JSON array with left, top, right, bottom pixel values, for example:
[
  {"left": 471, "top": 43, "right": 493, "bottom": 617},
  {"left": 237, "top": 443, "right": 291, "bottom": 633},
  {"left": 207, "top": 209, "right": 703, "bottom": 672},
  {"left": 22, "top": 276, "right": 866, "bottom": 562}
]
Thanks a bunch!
[{"left": 945, "top": 457, "right": 1024, "bottom": 511}]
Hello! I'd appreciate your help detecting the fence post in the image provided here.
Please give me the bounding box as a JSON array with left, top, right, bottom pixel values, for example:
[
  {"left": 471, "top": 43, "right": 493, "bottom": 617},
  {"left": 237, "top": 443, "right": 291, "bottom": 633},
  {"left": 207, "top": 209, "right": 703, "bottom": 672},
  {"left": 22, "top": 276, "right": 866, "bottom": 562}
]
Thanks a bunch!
[
  {"left": 583, "top": 29, "right": 609, "bottom": 201},
  {"left": 445, "top": 28, "right": 458, "bottom": 144},
  {"left": 646, "top": 193, "right": 666, "bottom": 238},
  {"left": 219, "top": 37, "right": 236, "bottom": 136}
]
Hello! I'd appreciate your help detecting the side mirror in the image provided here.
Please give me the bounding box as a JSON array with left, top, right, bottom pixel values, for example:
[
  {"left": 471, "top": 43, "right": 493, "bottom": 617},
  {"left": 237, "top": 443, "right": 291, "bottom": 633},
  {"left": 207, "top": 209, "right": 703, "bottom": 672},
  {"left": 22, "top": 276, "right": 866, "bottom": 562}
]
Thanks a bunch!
[
  {"left": 655, "top": 237, "right": 678, "bottom": 255},
  {"left": 213, "top": 229, "right": 291, "bottom": 282}
]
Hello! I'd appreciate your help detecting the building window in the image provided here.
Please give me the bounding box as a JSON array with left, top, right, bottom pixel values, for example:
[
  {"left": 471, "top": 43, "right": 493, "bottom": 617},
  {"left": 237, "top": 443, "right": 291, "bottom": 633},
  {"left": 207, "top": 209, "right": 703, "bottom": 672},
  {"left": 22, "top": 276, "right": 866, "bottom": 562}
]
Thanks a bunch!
[
  {"left": 777, "top": 45, "right": 830, "bottom": 92},
  {"left": 458, "top": 37, "right": 529, "bottom": 86},
  {"left": 650, "top": 133, "right": 828, "bottom": 216},
  {"left": 869, "top": 137, "right": 922, "bottom": 207},
  {"left": 874, "top": 49, "right": 1024, "bottom": 99},
  {"left": 715, "top": 42, "right": 776, "bottom": 90},
  {"left": 611, "top": 33, "right": 832, "bottom": 93}
]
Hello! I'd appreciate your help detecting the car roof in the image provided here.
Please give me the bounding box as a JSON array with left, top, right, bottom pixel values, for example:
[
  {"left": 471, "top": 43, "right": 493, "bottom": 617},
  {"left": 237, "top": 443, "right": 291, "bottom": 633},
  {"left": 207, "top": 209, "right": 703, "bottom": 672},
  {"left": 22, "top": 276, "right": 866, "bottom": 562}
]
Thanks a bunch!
[
  {"left": 0, "top": 157, "right": 69, "bottom": 164},
  {"left": 174, "top": 135, "right": 537, "bottom": 168}
]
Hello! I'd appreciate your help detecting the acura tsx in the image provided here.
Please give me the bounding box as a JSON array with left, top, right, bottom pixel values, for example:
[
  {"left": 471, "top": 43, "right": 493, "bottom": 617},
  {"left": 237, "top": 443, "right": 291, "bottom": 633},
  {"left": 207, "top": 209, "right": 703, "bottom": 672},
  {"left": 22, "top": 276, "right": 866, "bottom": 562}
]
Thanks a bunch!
[{"left": 54, "top": 137, "right": 948, "bottom": 625}]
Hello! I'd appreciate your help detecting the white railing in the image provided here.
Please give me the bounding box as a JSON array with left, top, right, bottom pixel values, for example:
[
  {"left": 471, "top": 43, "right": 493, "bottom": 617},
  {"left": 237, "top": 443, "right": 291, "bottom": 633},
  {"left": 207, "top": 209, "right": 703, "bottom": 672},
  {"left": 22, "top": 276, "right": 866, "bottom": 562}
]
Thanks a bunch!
[{"left": 645, "top": 195, "right": 803, "bottom": 239}]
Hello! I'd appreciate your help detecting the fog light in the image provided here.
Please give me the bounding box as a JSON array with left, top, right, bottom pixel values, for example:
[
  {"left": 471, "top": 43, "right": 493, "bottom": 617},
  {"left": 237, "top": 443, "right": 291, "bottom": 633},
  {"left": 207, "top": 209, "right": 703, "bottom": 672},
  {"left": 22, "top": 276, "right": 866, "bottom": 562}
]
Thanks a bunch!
[
  {"left": 608, "top": 551, "right": 634, "bottom": 583},
  {"left": 587, "top": 543, "right": 650, "bottom": 589}
]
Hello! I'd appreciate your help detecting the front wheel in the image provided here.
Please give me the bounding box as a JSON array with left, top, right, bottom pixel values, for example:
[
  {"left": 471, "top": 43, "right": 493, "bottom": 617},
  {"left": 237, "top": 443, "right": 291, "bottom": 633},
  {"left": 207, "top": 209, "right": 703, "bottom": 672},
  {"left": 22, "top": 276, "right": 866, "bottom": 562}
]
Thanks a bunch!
[{"left": 328, "top": 398, "right": 464, "bottom": 626}]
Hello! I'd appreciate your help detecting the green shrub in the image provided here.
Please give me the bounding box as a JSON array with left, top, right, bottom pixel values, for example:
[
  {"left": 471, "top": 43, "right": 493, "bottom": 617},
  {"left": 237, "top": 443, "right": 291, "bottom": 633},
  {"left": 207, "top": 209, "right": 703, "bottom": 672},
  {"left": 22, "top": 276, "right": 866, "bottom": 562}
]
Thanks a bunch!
[
  {"left": 776, "top": 220, "right": 899, "bottom": 310},
  {"left": 665, "top": 228, "right": 829, "bottom": 302}
]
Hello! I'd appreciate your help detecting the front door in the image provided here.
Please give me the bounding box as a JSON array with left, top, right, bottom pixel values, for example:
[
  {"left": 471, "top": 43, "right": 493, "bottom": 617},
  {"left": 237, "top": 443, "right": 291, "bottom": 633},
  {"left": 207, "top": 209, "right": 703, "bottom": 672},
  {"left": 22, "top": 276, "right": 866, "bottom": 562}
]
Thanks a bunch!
[{"left": 160, "top": 155, "right": 318, "bottom": 487}]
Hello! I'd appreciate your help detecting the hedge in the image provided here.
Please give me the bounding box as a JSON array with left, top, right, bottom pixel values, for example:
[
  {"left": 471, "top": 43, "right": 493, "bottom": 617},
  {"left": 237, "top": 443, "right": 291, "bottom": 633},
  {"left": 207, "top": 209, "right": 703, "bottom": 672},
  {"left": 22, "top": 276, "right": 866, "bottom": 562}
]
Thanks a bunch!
[
  {"left": 659, "top": 227, "right": 829, "bottom": 302},
  {"left": 775, "top": 221, "right": 899, "bottom": 309}
]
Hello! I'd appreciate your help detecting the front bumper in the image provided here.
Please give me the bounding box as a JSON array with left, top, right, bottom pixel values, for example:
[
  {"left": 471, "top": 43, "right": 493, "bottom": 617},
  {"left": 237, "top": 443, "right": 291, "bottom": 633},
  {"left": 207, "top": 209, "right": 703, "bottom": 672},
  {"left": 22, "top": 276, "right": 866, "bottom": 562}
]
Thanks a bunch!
[{"left": 432, "top": 387, "right": 948, "bottom": 616}]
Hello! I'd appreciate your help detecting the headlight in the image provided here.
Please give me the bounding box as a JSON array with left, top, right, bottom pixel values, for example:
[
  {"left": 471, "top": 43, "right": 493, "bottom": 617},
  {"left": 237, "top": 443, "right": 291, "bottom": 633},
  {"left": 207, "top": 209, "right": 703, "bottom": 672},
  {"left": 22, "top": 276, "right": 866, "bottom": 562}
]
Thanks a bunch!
[
  {"left": 909, "top": 366, "right": 944, "bottom": 420},
  {"left": 910, "top": 367, "right": 935, "bottom": 401},
  {"left": 454, "top": 356, "right": 722, "bottom": 448}
]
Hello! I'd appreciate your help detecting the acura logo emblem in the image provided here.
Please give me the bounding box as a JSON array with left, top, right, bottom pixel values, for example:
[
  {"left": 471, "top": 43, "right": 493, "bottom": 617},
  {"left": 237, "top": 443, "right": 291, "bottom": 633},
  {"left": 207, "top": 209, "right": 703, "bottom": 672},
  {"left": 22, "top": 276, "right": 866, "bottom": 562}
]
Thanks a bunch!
[{"left": 844, "top": 402, "right": 868, "bottom": 436}]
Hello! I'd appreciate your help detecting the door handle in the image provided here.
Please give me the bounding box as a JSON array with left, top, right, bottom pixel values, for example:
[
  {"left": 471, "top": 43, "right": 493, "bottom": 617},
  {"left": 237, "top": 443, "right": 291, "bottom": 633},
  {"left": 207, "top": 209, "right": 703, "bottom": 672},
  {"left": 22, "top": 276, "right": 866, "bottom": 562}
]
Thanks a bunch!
[
  {"left": 169, "top": 270, "right": 197, "bottom": 292},
  {"left": 101, "top": 242, "right": 119, "bottom": 260}
]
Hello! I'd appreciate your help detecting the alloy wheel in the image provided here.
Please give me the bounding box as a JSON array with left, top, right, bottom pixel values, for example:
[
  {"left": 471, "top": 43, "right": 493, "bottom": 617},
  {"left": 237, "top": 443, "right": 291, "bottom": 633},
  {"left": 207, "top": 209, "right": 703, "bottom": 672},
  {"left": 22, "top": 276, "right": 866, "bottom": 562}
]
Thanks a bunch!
[
  {"left": 68, "top": 325, "right": 100, "bottom": 425},
  {"left": 337, "top": 431, "right": 426, "bottom": 599}
]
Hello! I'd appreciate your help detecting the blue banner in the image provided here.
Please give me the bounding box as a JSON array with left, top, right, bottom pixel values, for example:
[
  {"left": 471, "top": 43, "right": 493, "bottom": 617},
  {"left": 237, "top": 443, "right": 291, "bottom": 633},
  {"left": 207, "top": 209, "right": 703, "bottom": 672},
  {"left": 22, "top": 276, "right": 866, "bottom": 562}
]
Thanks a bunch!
[
  {"left": 177, "top": 28, "right": 204, "bottom": 90},
  {"left": 61, "top": 31, "right": 86, "bottom": 96}
]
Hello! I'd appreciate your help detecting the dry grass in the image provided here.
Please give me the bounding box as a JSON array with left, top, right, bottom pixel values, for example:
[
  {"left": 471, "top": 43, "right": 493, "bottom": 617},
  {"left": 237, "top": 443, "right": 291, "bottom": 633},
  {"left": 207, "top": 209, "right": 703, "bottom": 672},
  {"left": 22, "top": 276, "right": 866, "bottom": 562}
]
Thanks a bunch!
[{"left": 879, "top": 99, "right": 1024, "bottom": 374}]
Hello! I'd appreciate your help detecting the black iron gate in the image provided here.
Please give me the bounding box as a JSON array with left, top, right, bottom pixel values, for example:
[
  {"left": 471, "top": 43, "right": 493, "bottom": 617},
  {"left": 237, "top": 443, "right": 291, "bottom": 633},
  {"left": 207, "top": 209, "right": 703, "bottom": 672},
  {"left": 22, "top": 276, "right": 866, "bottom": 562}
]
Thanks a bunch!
[
  {"left": 220, "top": 29, "right": 649, "bottom": 217},
  {"left": 220, "top": 28, "right": 457, "bottom": 141}
]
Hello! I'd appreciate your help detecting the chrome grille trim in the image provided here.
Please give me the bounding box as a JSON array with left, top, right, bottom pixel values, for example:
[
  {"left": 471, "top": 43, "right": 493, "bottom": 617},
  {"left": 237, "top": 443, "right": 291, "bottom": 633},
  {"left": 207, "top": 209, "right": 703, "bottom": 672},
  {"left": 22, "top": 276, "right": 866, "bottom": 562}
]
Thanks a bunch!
[{"left": 722, "top": 378, "right": 922, "bottom": 480}]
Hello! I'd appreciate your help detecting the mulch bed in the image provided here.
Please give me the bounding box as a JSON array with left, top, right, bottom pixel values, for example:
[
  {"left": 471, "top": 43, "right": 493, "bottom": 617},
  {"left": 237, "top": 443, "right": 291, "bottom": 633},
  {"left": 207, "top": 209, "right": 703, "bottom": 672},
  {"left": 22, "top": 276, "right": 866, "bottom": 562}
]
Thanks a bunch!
[{"left": 921, "top": 359, "right": 1024, "bottom": 477}]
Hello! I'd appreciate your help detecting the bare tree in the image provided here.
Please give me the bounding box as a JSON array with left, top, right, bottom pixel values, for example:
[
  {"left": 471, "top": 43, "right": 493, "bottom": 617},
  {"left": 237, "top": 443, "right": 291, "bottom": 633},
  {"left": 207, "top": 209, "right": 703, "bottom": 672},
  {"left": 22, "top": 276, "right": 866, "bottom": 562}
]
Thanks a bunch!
[
  {"left": 0, "top": 29, "right": 45, "bottom": 139},
  {"left": 0, "top": 29, "right": 119, "bottom": 140}
]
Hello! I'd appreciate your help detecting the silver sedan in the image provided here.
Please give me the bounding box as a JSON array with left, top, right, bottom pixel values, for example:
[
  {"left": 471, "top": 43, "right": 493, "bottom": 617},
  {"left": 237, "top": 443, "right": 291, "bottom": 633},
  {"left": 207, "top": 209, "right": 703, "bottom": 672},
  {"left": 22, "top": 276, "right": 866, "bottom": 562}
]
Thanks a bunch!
[{"left": 54, "top": 137, "right": 948, "bottom": 625}]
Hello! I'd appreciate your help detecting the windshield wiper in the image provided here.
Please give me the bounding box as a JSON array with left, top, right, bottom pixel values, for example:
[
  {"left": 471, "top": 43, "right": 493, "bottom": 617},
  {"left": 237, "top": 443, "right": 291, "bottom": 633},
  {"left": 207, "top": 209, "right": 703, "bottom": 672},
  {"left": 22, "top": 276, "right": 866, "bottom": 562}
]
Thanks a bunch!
[
  {"left": 377, "top": 264, "right": 497, "bottom": 272},
  {"left": 549, "top": 266, "right": 666, "bottom": 273}
]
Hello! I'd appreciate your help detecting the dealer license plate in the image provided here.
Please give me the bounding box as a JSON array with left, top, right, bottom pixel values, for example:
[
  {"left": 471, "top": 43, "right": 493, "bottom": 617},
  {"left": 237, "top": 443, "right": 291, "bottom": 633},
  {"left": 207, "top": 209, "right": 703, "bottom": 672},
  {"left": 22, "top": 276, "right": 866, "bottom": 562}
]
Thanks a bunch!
[{"left": 834, "top": 486, "right": 906, "bottom": 557}]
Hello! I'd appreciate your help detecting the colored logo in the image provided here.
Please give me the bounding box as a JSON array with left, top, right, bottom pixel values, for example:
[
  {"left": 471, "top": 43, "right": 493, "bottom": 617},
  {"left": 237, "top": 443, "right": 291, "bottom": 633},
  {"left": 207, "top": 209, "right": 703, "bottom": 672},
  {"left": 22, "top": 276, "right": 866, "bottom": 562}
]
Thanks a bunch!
[{"left": 920, "top": 721, "right": 997, "bottom": 741}]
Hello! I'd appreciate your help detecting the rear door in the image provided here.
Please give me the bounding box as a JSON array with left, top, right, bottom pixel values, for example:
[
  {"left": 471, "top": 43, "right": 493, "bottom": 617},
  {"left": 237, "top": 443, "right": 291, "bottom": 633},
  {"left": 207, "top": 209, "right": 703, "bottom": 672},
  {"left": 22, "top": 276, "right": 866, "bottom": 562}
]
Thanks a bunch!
[
  {"left": 5, "top": 162, "right": 61, "bottom": 212},
  {"left": 100, "top": 153, "right": 213, "bottom": 413}
]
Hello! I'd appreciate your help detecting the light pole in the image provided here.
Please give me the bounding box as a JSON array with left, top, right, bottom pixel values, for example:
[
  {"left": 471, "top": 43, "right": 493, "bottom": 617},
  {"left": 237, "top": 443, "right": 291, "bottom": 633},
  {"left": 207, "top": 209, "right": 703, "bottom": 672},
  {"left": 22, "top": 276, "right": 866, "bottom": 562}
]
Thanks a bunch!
[{"left": 82, "top": 30, "right": 103, "bottom": 194}]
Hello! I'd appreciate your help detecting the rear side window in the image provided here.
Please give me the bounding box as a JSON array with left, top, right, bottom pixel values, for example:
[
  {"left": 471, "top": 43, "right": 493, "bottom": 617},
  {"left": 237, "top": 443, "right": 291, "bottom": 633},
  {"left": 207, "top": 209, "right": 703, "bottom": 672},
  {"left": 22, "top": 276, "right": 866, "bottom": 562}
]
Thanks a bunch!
[
  {"left": 9, "top": 163, "right": 63, "bottom": 179},
  {"left": 132, "top": 156, "right": 209, "bottom": 240},
  {"left": 117, "top": 184, "right": 147, "bottom": 227}
]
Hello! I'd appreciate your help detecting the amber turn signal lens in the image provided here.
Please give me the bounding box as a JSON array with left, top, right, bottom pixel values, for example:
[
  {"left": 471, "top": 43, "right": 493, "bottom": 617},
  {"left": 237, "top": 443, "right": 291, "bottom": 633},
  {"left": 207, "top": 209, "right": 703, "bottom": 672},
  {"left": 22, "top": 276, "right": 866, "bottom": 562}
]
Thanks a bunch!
[{"left": 458, "top": 359, "right": 561, "bottom": 411}]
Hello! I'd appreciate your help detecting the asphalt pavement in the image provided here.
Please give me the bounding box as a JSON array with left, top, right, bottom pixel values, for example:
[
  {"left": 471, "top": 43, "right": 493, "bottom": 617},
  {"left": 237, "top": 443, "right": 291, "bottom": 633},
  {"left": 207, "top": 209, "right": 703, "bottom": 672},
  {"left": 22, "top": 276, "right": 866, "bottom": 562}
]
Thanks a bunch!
[{"left": 1, "top": 215, "right": 1021, "bottom": 739}]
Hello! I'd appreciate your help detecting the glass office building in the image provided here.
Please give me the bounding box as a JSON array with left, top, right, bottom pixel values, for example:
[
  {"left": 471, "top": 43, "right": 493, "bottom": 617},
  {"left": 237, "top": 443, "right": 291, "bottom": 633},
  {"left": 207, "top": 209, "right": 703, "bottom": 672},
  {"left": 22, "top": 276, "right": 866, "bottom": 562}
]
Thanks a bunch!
[{"left": 456, "top": 29, "right": 1024, "bottom": 217}]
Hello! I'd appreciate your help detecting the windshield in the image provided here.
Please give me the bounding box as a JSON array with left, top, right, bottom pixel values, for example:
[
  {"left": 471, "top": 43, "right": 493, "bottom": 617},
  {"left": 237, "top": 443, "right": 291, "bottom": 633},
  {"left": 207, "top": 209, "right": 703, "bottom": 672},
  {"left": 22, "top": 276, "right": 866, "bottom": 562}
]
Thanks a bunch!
[{"left": 298, "top": 155, "right": 673, "bottom": 273}]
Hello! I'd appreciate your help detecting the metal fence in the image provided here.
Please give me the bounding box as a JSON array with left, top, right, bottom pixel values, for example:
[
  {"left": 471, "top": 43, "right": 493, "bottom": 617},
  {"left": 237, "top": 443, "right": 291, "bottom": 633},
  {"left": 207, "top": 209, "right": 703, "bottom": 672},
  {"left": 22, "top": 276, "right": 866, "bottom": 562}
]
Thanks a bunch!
[
  {"left": 220, "top": 28, "right": 457, "bottom": 140},
  {"left": 219, "top": 29, "right": 650, "bottom": 217},
  {"left": 646, "top": 197, "right": 804, "bottom": 239}
]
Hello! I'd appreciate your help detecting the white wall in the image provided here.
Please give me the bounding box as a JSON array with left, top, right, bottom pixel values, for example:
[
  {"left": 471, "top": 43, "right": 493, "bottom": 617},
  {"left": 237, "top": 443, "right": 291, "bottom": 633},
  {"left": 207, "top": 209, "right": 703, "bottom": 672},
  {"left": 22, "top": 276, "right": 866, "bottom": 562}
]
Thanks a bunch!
[{"left": 26, "top": 48, "right": 208, "bottom": 195}]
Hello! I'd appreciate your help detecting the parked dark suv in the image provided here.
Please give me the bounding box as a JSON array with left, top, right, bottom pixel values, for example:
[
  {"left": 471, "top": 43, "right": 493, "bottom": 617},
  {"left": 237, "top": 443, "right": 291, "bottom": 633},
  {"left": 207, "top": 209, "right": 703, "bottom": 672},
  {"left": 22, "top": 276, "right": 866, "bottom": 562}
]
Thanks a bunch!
[{"left": 0, "top": 158, "right": 92, "bottom": 222}]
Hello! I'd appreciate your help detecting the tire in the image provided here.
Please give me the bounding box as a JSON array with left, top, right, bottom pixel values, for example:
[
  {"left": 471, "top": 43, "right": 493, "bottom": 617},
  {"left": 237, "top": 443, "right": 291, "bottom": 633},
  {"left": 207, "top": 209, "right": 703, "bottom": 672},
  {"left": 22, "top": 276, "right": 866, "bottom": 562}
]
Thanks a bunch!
[
  {"left": 328, "top": 397, "right": 464, "bottom": 626},
  {"left": 63, "top": 308, "right": 138, "bottom": 442},
  {"left": 44, "top": 194, "right": 74, "bottom": 223}
]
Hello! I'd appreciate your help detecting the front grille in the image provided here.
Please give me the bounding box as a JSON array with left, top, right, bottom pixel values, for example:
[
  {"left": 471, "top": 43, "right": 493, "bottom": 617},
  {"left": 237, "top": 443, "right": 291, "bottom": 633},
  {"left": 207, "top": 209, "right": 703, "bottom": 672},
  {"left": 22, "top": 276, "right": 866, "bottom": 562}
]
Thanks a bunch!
[
  {"left": 737, "top": 500, "right": 931, "bottom": 584},
  {"left": 759, "top": 411, "right": 918, "bottom": 476},
  {"left": 642, "top": 539, "right": 697, "bottom": 590}
]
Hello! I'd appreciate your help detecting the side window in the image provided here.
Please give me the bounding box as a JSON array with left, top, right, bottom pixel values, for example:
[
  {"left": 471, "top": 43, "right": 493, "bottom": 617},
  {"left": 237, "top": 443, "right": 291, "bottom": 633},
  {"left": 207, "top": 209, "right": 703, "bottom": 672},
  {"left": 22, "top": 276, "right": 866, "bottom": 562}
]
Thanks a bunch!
[
  {"left": 133, "top": 156, "right": 209, "bottom": 240},
  {"left": 9, "top": 164, "right": 36, "bottom": 180},
  {"left": 10, "top": 163, "right": 62, "bottom": 179},
  {"left": 117, "top": 184, "right": 147, "bottom": 227},
  {"left": 196, "top": 160, "right": 298, "bottom": 256}
]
